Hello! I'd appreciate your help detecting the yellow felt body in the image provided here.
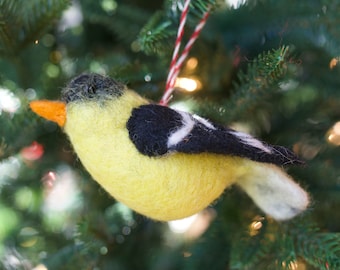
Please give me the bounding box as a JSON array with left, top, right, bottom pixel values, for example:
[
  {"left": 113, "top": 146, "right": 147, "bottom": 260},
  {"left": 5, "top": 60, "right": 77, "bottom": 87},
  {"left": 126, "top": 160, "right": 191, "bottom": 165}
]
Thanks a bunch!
[{"left": 64, "top": 90, "right": 249, "bottom": 221}]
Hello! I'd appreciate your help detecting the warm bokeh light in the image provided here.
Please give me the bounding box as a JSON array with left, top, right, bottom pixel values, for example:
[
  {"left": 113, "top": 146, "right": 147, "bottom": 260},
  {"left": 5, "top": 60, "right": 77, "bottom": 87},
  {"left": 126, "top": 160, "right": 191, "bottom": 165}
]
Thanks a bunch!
[
  {"left": 33, "top": 264, "right": 48, "bottom": 270},
  {"left": 186, "top": 57, "right": 198, "bottom": 70},
  {"left": 175, "top": 77, "right": 201, "bottom": 92},
  {"left": 168, "top": 209, "right": 216, "bottom": 240},
  {"left": 168, "top": 214, "right": 198, "bottom": 233},
  {"left": 249, "top": 216, "right": 265, "bottom": 236},
  {"left": 327, "top": 121, "right": 340, "bottom": 145},
  {"left": 329, "top": 57, "right": 339, "bottom": 69},
  {"left": 281, "top": 260, "right": 306, "bottom": 270}
]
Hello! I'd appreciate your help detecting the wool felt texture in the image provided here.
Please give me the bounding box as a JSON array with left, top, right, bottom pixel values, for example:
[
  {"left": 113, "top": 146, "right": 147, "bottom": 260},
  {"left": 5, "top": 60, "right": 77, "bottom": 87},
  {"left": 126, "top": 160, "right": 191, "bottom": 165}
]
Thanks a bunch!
[
  {"left": 127, "top": 104, "right": 302, "bottom": 166},
  {"left": 59, "top": 73, "right": 309, "bottom": 221},
  {"left": 61, "top": 73, "right": 124, "bottom": 103}
]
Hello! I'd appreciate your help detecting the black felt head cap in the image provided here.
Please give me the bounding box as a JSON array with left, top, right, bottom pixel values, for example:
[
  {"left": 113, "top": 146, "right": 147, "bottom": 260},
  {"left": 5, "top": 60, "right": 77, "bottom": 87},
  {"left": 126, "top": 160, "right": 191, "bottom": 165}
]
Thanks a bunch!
[{"left": 61, "top": 73, "right": 124, "bottom": 103}]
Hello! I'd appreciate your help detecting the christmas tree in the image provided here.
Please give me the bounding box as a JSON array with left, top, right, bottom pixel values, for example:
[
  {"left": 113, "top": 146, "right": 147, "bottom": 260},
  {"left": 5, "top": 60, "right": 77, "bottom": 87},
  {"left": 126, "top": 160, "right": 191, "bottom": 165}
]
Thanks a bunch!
[{"left": 0, "top": 0, "right": 339, "bottom": 269}]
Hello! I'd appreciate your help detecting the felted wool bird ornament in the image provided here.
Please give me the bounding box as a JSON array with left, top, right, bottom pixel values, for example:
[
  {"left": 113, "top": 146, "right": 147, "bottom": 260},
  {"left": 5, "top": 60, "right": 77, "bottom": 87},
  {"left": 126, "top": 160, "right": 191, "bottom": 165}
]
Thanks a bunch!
[{"left": 30, "top": 73, "right": 309, "bottom": 221}]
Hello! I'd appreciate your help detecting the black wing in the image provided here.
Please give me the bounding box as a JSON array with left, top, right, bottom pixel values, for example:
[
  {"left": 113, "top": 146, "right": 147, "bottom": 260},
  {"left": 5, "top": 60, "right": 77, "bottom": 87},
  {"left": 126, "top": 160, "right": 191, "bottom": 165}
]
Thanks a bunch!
[{"left": 126, "top": 104, "right": 303, "bottom": 166}]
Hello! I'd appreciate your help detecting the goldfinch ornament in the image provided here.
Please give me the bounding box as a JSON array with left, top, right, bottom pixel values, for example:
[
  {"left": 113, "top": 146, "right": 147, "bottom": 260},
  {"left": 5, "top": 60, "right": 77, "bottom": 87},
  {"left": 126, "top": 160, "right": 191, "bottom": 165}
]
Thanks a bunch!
[{"left": 30, "top": 73, "right": 309, "bottom": 221}]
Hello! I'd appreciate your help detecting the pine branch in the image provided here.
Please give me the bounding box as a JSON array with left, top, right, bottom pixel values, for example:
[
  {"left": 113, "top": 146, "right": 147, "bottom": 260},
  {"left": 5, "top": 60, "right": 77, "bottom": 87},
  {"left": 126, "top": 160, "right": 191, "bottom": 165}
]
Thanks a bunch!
[
  {"left": 0, "top": 109, "right": 42, "bottom": 160},
  {"left": 274, "top": 231, "right": 298, "bottom": 270},
  {"left": 137, "top": 11, "right": 174, "bottom": 55},
  {"left": 42, "top": 242, "right": 93, "bottom": 269},
  {"left": 230, "top": 219, "right": 299, "bottom": 270},
  {"left": 0, "top": 0, "right": 20, "bottom": 55},
  {"left": 0, "top": 0, "right": 70, "bottom": 57},
  {"left": 297, "top": 233, "right": 340, "bottom": 269},
  {"left": 19, "top": 0, "right": 71, "bottom": 52},
  {"left": 284, "top": 217, "right": 340, "bottom": 269},
  {"left": 85, "top": 4, "right": 150, "bottom": 45},
  {"left": 196, "top": 46, "right": 291, "bottom": 123},
  {"left": 229, "top": 45, "right": 289, "bottom": 114},
  {"left": 230, "top": 219, "right": 271, "bottom": 269},
  {"left": 170, "top": 0, "right": 216, "bottom": 18},
  {"left": 137, "top": 0, "right": 217, "bottom": 56}
]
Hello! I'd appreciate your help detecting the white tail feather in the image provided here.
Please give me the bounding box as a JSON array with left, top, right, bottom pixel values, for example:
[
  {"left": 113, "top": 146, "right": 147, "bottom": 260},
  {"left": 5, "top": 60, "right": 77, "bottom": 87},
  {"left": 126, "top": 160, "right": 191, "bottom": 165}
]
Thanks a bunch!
[{"left": 237, "top": 163, "right": 309, "bottom": 220}]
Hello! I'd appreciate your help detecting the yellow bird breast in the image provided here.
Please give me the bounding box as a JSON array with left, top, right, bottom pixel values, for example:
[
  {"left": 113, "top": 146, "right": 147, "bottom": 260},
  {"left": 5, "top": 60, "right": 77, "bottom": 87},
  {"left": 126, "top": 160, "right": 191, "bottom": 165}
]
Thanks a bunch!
[{"left": 64, "top": 91, "right": 244, "bottom": 221}]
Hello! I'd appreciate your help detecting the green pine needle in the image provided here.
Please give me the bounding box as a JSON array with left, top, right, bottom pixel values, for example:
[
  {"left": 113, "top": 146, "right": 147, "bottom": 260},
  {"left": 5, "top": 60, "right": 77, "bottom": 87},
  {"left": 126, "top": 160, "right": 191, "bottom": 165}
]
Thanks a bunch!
[
  {"left": 226, "top": 45, "right": 290, "bottom": 121},
  {"left": 297, "top": 233, "right": 340, "bottom": 269},
  {"left": 86, "top": 4, "right": 150, "bottom": 45},
  {"left": 0, "top": 0, "right": 20, "bottom": 55},
  {"left": 0, "top": 0, "right": 70, "bottom": 56},
  {"left": 20, "top": 0, "right": 71, "bottom": 51},
  {"left": 230, "top": 219, "right": 270, "bottom": 269},
  {"left": 138, "top": 11, "right": 174, "bottom": 55},
  {"left": 187, "top": 0, "right": 216, "bottom": 18},
  {"left": 137, "top": 0, "right": 217, "bottom": 56}
]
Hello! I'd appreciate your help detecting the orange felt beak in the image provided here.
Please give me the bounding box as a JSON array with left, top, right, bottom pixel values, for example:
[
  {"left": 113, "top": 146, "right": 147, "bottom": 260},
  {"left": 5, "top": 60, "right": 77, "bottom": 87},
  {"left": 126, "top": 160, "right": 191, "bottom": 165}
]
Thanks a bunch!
[{"left": 30, "top": 100, "right": 66, "bottom": 127}]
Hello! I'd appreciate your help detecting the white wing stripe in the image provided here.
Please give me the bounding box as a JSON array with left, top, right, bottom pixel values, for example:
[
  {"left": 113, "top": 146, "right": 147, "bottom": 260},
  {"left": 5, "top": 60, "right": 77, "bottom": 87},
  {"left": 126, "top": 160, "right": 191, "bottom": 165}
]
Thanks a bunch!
[
  {"left": 167, "top": 111, "right": 195, "bottom": 147},
  {"left": 193, "top": 114, "right": 216, "bottom": 130},
  {"left": 230, "top": 131, "right": 272, "bottom": 153}
]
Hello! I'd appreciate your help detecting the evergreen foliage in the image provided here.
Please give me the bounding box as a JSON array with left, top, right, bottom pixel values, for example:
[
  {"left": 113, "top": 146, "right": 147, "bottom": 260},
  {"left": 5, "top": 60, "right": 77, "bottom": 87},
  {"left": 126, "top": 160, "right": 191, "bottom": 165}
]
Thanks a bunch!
[
  {"left": 0, "top": 0, "right": 70, "bottom": 56},
  {"left": 0, "top": 0, "right": 339, "bottom": 269},
  {"left": 221, "top": 45, "right": 290, "bottom": 122}
]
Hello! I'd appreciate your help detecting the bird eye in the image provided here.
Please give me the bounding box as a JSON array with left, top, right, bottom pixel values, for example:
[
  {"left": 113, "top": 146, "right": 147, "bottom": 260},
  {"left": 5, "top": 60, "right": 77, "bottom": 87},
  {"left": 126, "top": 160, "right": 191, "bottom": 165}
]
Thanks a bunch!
[
  {"left": 61, "top": 73, "right": 125, "bottom": 103},
  {"left": 86, "top": 84, "right": 96, "bottom": 95}
]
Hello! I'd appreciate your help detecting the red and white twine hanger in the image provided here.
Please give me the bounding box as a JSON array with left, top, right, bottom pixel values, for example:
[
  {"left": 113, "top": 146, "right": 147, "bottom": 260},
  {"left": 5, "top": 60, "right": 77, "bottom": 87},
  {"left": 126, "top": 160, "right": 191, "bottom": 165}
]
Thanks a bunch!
[{"left": 160, "top": 0, "right": 211, "bottom": 106}]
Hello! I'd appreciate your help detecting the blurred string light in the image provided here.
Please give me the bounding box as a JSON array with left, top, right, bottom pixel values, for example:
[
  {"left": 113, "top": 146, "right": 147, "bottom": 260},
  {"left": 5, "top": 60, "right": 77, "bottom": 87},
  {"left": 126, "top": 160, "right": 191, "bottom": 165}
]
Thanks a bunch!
[
  {"left": 175, "top": 77, "right": 201, "bottom": 92},
  {"left": 173, "top": 57, "right": 202, "bottom": 93},
  {"left": 329, "top": 57, "right": 340, "bottom": 69},
  {"left": 281, "top": 260, "right": 306, "bottom": 270},
  {"left": 225, "top": 0, "right": 247, "bottom": 8},
  {"left": 101, "top": 0, "right": 117, "bottom": 13},
  {"left": 168, "top": 209, "right": 216, "bottom": 240},
  {"left": 0, "top": 87, "right": 21, "bottom": 114},
  {"left": 58, "top": 1, "right": 83, "bottom": 32},
  {"left": 168, "top": 214, "right": 198, "bottom": 234},
  {"left": 42, "top": 165, "right": 83, "bottom": 230},
  {"left": 186, "top": 57, "right": 198, "bottom": 70},
  {"left": 327, "top": 121, "right": 340, "bottom": 145},
  {"left": 0, "top": 157, "right": 21, "bottom": 189},
  {"left": 33, "top": 264, "right": 48, "bottom": 270},
  {"left": 144, "top": 73, "right": 152, "bottom": 82},
  {"left": 20, "top": 141, "right": 44, "bottom": 161},
  {"left": 249, "top": 216, "right": 265, "bottom": 236}
]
